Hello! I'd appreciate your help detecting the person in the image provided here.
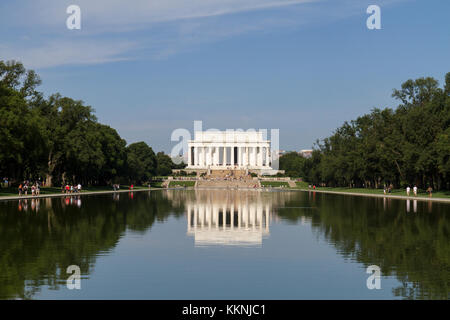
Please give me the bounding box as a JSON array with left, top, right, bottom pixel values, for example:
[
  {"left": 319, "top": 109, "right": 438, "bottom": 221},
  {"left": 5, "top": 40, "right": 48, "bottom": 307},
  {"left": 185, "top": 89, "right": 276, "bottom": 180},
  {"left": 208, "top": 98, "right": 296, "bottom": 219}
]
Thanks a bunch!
[
  {"left": 31, "top": 185, "right": 36, "bottom": 196},
  {"left": 427, "top": 186, "right": 433, "bottom": 197},
  {"left": 24, "top": 184, "right": 28, "bottom": 195},
  {"left": 65, "top": 184, "right": 70, "bottom": 194},
  {"left": 18, "top": 184, "right": 23, "bottom": 196},
  {"left": 130, "top": 184, "right": 134, "bottom": 190},
  {"left": 383, "top": 186, "right": 386, "bottom": 195},
  {"left": 413, "top": 185, "right": 418, "bottom": 196},
  {"left": 36, "top": 183, "right": 40, "bottom": 196},
  {"left": 77, "top": 183, "right": 82, "bottom": 193},
  {"left": 406, "top": 186, "right": 411, "bottom": 196}
]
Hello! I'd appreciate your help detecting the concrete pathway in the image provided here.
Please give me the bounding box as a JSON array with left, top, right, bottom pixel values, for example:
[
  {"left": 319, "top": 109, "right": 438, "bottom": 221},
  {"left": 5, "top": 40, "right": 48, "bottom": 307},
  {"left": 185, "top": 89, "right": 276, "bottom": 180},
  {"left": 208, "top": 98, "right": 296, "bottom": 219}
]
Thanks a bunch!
[
  {"left": 293, "top": 188, "right": 450, "bottom": 203},
  {"left": 0, "top": 188, "right": 159, "bottom": 202}
]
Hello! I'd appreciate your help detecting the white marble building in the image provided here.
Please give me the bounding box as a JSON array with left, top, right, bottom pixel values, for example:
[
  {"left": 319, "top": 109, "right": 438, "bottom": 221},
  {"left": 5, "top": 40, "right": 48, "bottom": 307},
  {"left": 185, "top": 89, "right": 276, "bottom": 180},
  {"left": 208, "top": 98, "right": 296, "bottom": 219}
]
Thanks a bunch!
[{"left": 186, "top": 131, "right": 272, "bottom": 171}]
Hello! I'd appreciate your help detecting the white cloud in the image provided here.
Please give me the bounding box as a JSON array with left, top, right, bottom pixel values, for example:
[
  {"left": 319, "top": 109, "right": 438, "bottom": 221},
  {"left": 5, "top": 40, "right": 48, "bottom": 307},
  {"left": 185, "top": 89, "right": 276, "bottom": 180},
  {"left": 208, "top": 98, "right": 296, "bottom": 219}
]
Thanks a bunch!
[
  {"left": 5, "top": 0, "right": 314, "bottom": 30},
  {"left": 0, "top": 40, "right": 137, "bottom": 69}
]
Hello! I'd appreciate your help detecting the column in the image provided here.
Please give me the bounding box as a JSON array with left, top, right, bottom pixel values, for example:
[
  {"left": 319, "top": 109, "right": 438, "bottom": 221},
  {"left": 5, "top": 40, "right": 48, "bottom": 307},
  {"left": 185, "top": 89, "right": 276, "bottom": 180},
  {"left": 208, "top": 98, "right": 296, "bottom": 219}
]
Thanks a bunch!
[
  {"left": 223, "top": 146, "right": 227, "bottom": 167},
  {"left": 214, "top": 147, "right": 218, "bottom": 166},
  {"left": 188, "top": 145, "right": 192, "bottom": 167},
  {"left": 203, "top": 146, "right": 207, "bottom": 167},
  {"left": 193, "top": 146, "right": 196, "bottom": 166},
  {"left": 256, "top": 146, "right": 260, "bottom": 167},
  {"left": 209, "top": 146, "right": 213, "bottom": 166},
  {"left": 201, "top": 147, "right": 205, "bottom": 167},
  {"left": 237, "top": 146, "right": 241, "bottom": 167},
  {"left": 245, "top": 146, "right": 249, "bottom": 166}
]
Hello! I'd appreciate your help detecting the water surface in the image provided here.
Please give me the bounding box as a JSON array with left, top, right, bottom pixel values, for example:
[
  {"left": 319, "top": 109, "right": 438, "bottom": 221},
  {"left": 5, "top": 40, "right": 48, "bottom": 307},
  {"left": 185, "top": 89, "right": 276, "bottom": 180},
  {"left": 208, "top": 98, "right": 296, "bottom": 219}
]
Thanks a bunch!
[{"left": 0, "top": 190, "right": 448, "bottom": 299}]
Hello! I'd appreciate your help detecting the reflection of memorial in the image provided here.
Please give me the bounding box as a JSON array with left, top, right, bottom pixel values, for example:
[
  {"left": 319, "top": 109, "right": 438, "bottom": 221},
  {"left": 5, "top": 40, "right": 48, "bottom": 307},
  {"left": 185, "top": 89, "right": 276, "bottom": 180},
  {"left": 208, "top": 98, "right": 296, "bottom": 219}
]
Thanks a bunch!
[{"left": 179, "top": 190, "right": 288, "bottom": 247}]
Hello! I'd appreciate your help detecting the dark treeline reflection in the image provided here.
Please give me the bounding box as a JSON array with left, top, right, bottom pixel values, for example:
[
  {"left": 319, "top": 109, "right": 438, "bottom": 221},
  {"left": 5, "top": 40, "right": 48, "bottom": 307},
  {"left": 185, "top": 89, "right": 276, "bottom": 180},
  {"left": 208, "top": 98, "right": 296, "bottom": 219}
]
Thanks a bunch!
[
  {"left": 0, "top": 191, "right": 184, "bottom": 299},
  {"left": 276, "top": 191, "right": 450, "bottom": 300}
]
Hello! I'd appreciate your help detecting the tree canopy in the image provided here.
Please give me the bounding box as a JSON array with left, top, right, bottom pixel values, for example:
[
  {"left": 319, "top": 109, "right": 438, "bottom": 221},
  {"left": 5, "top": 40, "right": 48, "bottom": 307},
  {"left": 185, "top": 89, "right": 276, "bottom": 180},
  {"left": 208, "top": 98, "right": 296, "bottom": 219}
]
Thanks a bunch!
[
  {"left": 0, "top": 60, "right": 185, "bottom": 186},
  {"left": 280, "top": 72, "right": 450, "bottom": 190}
]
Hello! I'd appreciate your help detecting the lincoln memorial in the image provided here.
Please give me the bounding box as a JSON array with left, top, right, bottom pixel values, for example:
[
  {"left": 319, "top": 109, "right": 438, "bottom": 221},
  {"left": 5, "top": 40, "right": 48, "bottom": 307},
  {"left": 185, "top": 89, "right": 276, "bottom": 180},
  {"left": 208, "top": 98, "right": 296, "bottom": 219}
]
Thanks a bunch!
[{"left": 186, "top": 130, "right": 273, "bottom": 174}]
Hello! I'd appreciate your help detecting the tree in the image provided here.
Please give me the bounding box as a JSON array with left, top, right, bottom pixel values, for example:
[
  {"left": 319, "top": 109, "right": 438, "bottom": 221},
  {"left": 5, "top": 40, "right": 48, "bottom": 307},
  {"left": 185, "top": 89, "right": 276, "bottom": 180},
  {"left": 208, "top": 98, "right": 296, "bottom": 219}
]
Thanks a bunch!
[{"left": 125, "top": 142, "right": 157, "bottom": 184}]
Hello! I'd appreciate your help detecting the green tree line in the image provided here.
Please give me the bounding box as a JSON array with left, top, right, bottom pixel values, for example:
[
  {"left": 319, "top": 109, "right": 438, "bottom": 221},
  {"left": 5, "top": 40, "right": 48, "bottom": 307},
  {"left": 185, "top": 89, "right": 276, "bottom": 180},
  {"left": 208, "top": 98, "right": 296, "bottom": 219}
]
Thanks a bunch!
[
  {"left": 280, "top": 73, "right": 450, "bottom": 190},
  {"left": 0, "top": 60, "right": 185, "bottom": 186}
]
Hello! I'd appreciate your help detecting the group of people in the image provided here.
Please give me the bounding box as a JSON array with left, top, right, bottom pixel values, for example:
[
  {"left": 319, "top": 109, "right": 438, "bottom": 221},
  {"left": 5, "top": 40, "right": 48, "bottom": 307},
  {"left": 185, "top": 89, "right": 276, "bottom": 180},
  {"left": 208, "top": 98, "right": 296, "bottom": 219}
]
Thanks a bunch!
[
  {"left": 405, "top": 185, "right": 418, "bottom": 196},
  {"left": 18, "top": 181, "right": 41, "bottom": 196},
  {"left": 405, "top": 185, "right": 433, "bottom": 197},
  {"left": 382, "top": 185, "right": 434, "bottom": 197},
  {"left": 62, "top": 183, "right": 82, "bottom": 194}
]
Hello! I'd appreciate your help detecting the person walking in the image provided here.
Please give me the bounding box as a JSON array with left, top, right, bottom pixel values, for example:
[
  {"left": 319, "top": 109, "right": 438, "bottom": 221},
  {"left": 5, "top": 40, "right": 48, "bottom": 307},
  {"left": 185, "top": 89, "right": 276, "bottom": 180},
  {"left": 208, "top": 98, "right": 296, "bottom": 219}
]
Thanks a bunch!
[
  {"left": 77, "top": 183, "right": 82, "bottom": 193},
  {"left": 413, "top": 185, "right": 418, "bottom": 197},
  {"left": 406, "top": 186, "right": 411, "bottom": 196},
  {"left": 427, "top": 186, "right": 433, "bottom": 198},
  {"left": 18, "top": 184, "right": 23, "bottom": 196}
]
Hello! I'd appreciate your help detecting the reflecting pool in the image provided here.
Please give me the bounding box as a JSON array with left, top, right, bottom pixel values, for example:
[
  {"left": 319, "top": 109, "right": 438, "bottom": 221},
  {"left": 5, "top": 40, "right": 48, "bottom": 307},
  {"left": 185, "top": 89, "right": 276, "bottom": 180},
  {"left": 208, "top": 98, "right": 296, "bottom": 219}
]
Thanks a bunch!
[{"left": 0, "top": 190, "right": 448, "bottom": 299}]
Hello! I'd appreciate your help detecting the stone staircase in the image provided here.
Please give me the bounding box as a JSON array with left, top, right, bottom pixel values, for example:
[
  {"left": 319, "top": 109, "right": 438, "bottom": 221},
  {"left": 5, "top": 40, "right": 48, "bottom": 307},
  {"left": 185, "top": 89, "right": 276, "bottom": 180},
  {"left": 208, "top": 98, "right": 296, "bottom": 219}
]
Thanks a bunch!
[{"left": 196, "top": 179, "right": 260, "bottom": 189}]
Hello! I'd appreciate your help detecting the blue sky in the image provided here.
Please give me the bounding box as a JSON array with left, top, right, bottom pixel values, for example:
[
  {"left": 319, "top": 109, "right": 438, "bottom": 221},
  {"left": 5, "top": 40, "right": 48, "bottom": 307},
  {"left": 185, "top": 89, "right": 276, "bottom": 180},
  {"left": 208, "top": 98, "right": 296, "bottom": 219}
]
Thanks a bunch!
[{"left": 1, "top": 0, "right": 449, "bottom": 153}]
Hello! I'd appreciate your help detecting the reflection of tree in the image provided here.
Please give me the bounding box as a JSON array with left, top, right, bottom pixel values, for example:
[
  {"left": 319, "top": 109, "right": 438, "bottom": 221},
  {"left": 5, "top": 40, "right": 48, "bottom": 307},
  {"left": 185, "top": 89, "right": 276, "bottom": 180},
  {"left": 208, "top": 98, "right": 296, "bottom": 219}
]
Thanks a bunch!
[
  {"left": 276, "top": 192, "right": 450, "bottom": 300},
  {"left": 0, "top": 192, "right": 183, "bottom": 299}
]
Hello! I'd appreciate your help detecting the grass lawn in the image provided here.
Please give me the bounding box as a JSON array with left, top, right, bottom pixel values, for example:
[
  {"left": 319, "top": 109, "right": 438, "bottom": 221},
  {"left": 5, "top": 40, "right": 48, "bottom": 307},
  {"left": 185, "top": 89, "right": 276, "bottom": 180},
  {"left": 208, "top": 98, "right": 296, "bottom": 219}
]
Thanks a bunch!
[
  {"left": 149, "top": 181, "right": 164, "bottom": 188},
  {"left": 168, "top": 181, "right": 196, "bottom": 188},
  {"left": 261, "top": 181, "right": 289, "bottom": 187},
  {"left": 294, "top": 181, "right": 309, "bottom": 188}
]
